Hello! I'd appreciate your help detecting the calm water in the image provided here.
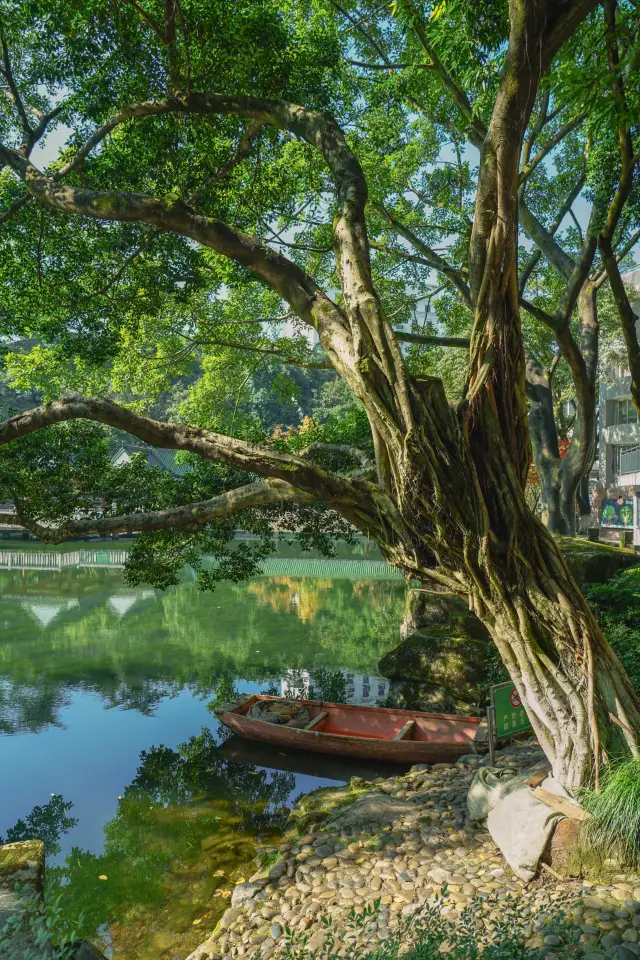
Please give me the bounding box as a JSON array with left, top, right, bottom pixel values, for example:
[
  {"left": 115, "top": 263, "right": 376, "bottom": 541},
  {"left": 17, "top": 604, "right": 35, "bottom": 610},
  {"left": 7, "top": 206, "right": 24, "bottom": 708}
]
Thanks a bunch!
[{"left": 0, "top": 543, "right": 406, "bottom": 958}]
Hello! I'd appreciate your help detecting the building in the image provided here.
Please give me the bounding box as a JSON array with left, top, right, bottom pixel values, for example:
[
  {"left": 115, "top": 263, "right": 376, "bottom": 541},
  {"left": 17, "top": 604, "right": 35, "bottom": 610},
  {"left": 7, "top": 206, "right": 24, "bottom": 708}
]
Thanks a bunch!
[
  {"left": 597, "top": 268, "right": 640, "bottom": 545},
  {"left": 280, "top": 669, "right": 390, "bottom": 706},
  {"left": 110, "top": 444, "right": 191, "bottom": 476}
]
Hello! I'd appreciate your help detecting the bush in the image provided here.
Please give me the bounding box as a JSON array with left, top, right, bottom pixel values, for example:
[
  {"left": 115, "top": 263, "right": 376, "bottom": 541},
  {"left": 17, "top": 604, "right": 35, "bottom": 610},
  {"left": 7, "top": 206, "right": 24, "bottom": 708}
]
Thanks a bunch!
[
  {"left": 585, "top": 565, "right": 640, "bottom": 692},
  {"left": 581, "top": 757, "right": 640, "bottom": 868}
]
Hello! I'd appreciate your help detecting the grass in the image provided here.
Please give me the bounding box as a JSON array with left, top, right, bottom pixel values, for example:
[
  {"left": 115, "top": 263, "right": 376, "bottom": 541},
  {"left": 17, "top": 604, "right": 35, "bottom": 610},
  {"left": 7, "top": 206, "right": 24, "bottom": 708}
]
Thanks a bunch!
[{"left": 580, "top": 757, "right": 640, "bottom": 868}]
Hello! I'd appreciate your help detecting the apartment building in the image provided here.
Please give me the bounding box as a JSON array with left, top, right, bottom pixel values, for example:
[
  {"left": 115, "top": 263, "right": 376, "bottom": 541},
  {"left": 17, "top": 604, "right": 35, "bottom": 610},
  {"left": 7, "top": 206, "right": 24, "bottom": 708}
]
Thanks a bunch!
[{"left": 596, "top": 268, "right": 640, "bottom": 545}]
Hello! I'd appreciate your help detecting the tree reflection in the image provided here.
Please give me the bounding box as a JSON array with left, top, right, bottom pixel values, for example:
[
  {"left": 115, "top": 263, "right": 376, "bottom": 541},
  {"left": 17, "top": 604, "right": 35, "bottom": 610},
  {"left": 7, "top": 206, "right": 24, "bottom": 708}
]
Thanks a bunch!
[
  {"left": 0, "top": 793, "right": 77, "bottom": 858},
  {"left": 46, "top": 728, "right": 294, "bottom": 954},
  {"left": 0, "top": 565, "right": 405, "bottom": 732}
]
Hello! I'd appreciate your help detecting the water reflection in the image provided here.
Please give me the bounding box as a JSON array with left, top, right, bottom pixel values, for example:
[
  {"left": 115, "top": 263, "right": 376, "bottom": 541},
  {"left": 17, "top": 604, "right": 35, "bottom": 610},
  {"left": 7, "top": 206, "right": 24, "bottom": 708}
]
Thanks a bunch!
[{"left": 0, "top": 546, "right": 406, "bottom": 958}]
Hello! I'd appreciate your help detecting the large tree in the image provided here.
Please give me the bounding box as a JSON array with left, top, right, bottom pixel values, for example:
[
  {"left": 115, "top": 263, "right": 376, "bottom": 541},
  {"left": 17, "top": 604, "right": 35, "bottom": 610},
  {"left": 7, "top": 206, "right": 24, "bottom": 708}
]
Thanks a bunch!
[{"left": 1, "top": 0, "right": 640, "bottom": 791}]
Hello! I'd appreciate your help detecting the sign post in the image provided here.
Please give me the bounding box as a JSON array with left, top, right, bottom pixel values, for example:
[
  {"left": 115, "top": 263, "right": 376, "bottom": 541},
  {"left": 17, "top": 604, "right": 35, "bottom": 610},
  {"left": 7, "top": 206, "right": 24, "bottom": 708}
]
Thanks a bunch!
[{"left": 489, "top": 681, "right": 533, "bottom": 755}]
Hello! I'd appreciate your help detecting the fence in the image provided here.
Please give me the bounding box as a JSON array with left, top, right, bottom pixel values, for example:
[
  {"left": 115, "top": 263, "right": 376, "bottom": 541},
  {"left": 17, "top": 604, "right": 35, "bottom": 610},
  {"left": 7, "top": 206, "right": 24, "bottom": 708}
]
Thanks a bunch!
[
  {"left": 0, "top": 550, "right": 402, "bottom": 579},
  {"left": 620, "top": 445, "right": 640, "bottom": 476}
]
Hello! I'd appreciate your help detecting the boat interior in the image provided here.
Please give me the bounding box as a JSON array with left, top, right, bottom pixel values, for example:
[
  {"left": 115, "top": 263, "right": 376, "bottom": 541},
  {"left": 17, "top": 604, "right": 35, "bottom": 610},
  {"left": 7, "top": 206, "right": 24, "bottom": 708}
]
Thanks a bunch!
[{"left": 234, "top": 697, "right": 483, "bottom": 744}]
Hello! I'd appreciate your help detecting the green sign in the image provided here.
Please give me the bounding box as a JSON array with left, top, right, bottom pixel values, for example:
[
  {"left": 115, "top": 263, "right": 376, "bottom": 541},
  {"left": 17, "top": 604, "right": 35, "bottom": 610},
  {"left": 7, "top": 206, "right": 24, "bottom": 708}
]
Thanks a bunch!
[
  {"left": 95, "top": 551, "right": 111, "bottom": 563},
  {"left": 491, "top": 681, "right": 533, "bottom": 739}
]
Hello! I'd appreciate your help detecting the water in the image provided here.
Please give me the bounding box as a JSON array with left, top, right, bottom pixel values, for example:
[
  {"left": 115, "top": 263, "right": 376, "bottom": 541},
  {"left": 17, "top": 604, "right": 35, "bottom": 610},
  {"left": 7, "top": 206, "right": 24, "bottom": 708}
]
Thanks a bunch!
[{"left": 0, "top": 543, "right": 406, "bottom": 958}]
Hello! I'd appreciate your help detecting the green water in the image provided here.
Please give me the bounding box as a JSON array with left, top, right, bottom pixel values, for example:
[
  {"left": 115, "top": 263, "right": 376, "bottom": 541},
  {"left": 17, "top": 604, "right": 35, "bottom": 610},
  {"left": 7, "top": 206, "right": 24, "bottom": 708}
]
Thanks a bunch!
[{"left": 0, "top": 543, "right": 406, "bottom": 959}]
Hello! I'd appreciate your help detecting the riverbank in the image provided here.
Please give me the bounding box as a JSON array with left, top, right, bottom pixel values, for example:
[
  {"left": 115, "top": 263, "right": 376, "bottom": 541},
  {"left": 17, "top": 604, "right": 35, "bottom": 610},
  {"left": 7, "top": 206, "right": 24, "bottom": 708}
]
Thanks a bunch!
[{"left": 189, "top": 739, "right": 640, "bottom": 960}]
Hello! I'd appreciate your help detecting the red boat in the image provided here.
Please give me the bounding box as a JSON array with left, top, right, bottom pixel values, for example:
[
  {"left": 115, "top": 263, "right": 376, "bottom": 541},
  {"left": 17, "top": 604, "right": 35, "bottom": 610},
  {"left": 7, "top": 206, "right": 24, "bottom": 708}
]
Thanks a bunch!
[{"left": 214, "top": 695, "right": 486, "bottom": 764}]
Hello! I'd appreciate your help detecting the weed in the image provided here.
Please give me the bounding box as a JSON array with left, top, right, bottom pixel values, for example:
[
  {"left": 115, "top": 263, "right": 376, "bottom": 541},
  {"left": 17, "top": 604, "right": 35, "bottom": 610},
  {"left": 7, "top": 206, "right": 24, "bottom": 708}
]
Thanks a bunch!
[{"left": 0, "top": 883, "right": 85, "bottom": 960}]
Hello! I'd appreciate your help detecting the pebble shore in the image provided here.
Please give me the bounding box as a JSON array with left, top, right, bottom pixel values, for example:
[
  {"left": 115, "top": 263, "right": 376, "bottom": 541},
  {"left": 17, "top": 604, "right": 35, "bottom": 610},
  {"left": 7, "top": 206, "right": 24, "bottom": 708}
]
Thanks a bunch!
[{"left": 188, "top": 741, "right": 640, "bottom": 960}]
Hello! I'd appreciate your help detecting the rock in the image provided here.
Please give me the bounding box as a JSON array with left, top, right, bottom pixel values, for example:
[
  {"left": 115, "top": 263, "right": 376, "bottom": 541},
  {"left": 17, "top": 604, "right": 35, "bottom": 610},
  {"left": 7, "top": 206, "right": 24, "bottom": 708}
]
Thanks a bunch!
[
  {"left": 314, "top": 845, "right": 333, "bottom": 858},
  {"left": 325, "top": 796, "right": 420, "bottom": 832},
  {"left": 70, "top": 944, "right": 108, "bottom": 960},
  {"left": 378, "top": 630, "right": 487, "bottom": 705},
  {"left": 220, "top": 908, "right": 243, "bottom": 929},
  {"left": 554, "top": 537, "right": 639, "bottom": 588},
  {"left": 585, "top": 897, "right": 607, "bottom": 910},
  {"left": 269, "top": 923, "right": 282, "bottom": 940},
  {"left": 541, "top": 817, "right": 579, "bottom": 878},
  {"left": 624, "top": 930, "right": 640, "bottom": 944},
  {"left": 601, "top": 932, "right": 623, "bottom": 949},
  {"left": 231, "top": 883, "right": 263, "bottom": 906},
  {"left": 0, "top": 840, "right": 53, "bottom": 960}
]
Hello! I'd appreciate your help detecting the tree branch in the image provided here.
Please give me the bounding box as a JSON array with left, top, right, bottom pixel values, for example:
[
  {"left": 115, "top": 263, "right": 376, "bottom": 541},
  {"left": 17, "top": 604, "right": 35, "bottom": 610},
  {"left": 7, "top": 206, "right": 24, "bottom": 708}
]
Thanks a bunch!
[
  {"left": 0, "top": 479, "right": 315, "bottom": 544},
  {"left": 119, "top": 0, "right": 167, "bottom": 41},
  {"left": 518, "top": 113, "right": 586, "bottom": 184},
  {"left": 189, "top": 121, "right": 263, "bottom": 206},
  {"left": 518, "top": 173, "right": 585, "bottom": 294},
  {"left": 0, "top": 22, "right": 32, "bottom": 142},
  {"left": 593, "top": 227, "right": 640, "bottom": 288},
  {"left": 403, "top": 1, "right": 487, "bottom": 150},
  {"left": 0, "top": 141, "right": 349, "bottom": 348},
  {"left": 519, "top": 199, "right": 576, "bottom": 280},
  {"left": 194, "top": 337, "right": 331, "bottom": 369},
  {"left": 599, "top": 235, "right": 640, "bottom": 413},
  {"left": 394, "top": 331, "right": 470, "bottom": 348},
  {"left": 347, "top": 59, "right": 433, "bottom": 71},
  {"left": 299, "top": 441, "right": 375, "bottom": 476},
  {"left": 372, "top": 204, "right": 472, "bottom": 307},
  {"left": 0, "top": 396, "right": 371, "bottom": 510}
]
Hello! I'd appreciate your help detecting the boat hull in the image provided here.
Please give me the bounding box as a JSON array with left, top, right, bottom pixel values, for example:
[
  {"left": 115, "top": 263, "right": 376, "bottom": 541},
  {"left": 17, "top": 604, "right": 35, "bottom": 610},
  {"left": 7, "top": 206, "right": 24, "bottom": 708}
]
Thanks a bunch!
[{"left": 215, "top": 696, "right": 482, "bottom": 764}]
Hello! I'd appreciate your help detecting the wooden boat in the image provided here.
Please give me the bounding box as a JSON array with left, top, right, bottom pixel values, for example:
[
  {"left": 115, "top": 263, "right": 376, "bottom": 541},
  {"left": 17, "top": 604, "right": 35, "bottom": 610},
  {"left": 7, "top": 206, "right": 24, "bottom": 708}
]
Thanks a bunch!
[{"left": 214, "top": 695, "right": 486, "bottom": 764}]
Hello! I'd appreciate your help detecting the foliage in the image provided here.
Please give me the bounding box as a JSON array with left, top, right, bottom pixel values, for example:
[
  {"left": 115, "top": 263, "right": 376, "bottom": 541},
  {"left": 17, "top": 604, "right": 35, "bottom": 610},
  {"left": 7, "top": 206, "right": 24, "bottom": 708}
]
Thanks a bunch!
[
  {"left": 0, "top": 794, "right": 77, "bottom": 858},
  {"left": 279, "top": 888, "right": 583, "bottom": 960},
  {"left": 0, "top": 0, "right": 635, "bottom": 571},
  {"left": 0, "top": 883, "right": 84, "bottom": 960},
  {"left": 584, "top": 566, "right": 640, "bottom": 693},
  {"left": 281, "top": 666, "right": 350, "bottom": 702},
  {"left": 581, "top": 758, "right": 640, "bottom": 869},
  {"left": 308, "top": 667, "right": 349, "bottom": 703},
  {"left": 45, "top": 727, "right": 294, "bottom": 945}
]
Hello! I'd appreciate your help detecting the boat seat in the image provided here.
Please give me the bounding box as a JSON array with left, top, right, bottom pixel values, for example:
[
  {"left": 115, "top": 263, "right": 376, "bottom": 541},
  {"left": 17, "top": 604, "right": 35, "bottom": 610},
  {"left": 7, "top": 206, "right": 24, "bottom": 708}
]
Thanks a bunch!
[
  {"left": 393, "top": 719, "right": 415, "bottom": 741},
  {"left": 304, "top": 711, "right": 328, "bottom": 731}
]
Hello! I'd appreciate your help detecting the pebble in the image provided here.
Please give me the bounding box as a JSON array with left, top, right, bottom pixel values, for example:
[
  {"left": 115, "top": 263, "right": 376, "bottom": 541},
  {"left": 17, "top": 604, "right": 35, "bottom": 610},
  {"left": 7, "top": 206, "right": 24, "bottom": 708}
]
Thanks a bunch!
[{"left": 187, "top": 740, "right": 640, "bottom": 960}]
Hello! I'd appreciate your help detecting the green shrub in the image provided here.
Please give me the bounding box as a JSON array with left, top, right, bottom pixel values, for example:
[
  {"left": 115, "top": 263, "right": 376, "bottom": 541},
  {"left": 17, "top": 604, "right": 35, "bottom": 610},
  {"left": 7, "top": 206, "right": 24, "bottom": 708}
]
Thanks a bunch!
[
  {"left": 585, "top": 565, "right": 640, "bottom": 692},
  {"left": 580, "top": 757, "right": 640, "bottom": 868}
]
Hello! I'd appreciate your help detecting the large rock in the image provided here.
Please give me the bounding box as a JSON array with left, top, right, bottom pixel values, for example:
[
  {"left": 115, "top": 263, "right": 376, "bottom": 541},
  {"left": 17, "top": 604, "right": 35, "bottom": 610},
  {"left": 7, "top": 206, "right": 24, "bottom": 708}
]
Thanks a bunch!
[
  {"left": 386, "top": 679, "right": 479, "bottom": 715},
  {"left": 0, "top": 840, "right": 45, "bottom": 928},
  {"left": 555, "top": 536, "right": 638, "bottom": 588},
  {"left": 380, "top": 630, "right": 487, "bottom": 702},
  {"left": 380, "top": 539, "right": 639, "bottom": 712},
  {"left": 325, "top": 795, "right": 419, "bottom": 831}
]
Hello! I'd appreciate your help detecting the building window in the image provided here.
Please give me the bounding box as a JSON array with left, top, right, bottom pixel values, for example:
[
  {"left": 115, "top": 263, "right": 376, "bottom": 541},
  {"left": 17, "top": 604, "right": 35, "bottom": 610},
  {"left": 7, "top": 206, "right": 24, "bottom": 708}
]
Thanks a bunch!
[{"left": 617, "top": 399, "right": 639, "bottom": 425}]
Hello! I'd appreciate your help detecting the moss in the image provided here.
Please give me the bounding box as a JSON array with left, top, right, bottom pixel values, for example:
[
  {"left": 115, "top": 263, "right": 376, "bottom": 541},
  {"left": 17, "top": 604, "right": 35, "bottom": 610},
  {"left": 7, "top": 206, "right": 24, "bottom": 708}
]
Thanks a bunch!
[
  {"left": 288, "top": 783, "right": 372, "bottom": 833},
  {"left": 0, "top": 840, "right": 44, "bottom": 879},
  {"left": 555, "top": 535, "right": 638, "bottom": 588}
]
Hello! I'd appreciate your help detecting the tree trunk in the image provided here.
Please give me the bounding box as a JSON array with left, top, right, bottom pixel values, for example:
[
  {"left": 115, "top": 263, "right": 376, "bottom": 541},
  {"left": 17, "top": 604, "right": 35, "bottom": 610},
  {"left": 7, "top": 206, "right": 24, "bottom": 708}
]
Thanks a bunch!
[
  {"left": 381, "top": 484, "right": 640, "bottom": 791},
  {"left": 537, "top": 458, "right": 570, "bottom": 535}
]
